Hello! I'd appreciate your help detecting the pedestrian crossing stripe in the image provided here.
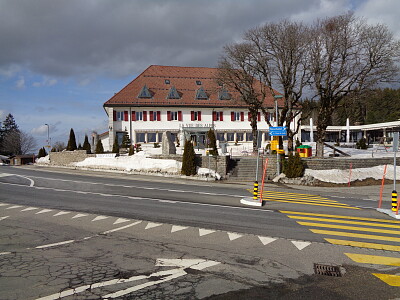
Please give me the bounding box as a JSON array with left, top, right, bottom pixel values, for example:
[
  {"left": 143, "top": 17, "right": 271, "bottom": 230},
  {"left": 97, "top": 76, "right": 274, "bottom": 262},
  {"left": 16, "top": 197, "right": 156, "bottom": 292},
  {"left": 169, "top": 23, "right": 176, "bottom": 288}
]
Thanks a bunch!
[
  {"left": 344, "top": 253, "right": 400, "bottom": 266},
  {"left": 327, "top": 239, "right": 400, "bottom": 252},
  {"left": 299, "top": 222, "right": 400, "bottom": 236},
  {"left": 345, "top": 253, "right": 400, "bottom": 287},
  {"left": 372, "top": 274, "right": 400, "bottom": 287},
  {"left": 252, "top": 190, "right": 358, "bottom": 209},
  {"left": 310, "top": 229, "right": 400, "bottom": 243}
]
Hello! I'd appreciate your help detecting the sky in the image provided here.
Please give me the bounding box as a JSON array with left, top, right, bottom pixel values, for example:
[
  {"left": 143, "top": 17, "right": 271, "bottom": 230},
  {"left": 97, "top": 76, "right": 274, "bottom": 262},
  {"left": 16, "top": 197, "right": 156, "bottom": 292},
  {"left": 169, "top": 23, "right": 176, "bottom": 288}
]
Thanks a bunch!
[{"left": 1, "top": 0, "right": 399, "bottom": 151}]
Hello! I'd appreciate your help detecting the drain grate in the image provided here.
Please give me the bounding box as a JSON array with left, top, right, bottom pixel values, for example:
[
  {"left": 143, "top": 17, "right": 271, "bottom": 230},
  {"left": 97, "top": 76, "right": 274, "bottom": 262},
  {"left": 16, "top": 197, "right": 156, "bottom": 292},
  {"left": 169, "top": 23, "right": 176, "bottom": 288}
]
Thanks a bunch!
[{"left": 314, "top": 263, "right": 342, "bottom": 277}]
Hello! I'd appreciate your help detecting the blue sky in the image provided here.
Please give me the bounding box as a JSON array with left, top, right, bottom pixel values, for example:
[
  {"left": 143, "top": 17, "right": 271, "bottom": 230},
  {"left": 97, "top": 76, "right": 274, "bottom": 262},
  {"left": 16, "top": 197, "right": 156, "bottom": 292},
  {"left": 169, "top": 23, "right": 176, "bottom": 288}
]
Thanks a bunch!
[{"left": 1, "top": 0, "right": 399, "bottom": 151}]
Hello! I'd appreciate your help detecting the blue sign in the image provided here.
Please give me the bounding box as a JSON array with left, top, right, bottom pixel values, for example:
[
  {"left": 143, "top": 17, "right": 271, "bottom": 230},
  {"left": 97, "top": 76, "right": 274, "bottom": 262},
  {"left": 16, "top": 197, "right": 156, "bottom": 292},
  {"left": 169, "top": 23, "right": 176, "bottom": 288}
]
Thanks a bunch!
[{"left": 269, "top": 126, "right": 287, "bottom": 136}]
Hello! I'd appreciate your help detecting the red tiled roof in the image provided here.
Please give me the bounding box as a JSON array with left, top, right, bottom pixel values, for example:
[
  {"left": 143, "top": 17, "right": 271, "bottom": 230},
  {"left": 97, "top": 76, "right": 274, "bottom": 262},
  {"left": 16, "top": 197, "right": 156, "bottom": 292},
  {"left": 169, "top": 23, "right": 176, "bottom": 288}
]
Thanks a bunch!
[{"left": 104, "top": 65, "right": 282, "bottom": 108}]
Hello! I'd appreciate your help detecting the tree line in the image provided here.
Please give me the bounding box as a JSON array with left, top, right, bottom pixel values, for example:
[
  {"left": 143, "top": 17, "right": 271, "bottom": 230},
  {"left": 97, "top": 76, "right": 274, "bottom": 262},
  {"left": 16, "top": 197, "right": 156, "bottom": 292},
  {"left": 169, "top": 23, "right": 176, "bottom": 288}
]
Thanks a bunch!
[{"left": 217, "top": 12, "right": 400, "bottom": 157}]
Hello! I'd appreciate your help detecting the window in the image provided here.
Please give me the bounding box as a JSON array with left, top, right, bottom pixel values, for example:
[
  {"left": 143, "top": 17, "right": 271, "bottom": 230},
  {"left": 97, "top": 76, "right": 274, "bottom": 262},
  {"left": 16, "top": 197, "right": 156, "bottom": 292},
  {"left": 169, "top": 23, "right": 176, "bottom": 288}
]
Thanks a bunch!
[
  {"left": 136, "top": 133, "right": 146, "bottom": 143},
  {"left": 195, "top": 87, "right": 208, "bottom": 100},
  {"left": 246, "top": 132, "right": 253, "bottom": 141},
  {"left": 191, "top": 111, "right": 202, "bottom": 121},
  {"left": 236, "top": 133, "right": 244, "bottom": 141},
  {"left": 138, "top": 85, "right": 152, "bottom": 98},
  {"left": 116, "top": 111, "right": 124, "bottom": 121},
  {"left": 217, "top": 133, "right": 225, "bottom": 141},
  {"left": 167, "top": 86, "right": 180, "bottom": 99},
  {"left": 218, "top": 88, "right": 231, "bottom": 100},
  {"left": 171, "top": 111, "right": 178, "bottom": 120},
  {"left": 231, "top": 112, "right": 242, "bottom": 121},
  {"left": 149, "top": 111, "right": 161, "bottom": 121},
  {"left": 135, "top": 111, "right": 143, "bottom": 121},
  {"left": 167, "top": 111, "right": 182, "bottom": 121},
  {"left": 196, "top": 80, "right": 202, "bottom": 85},
  {"left": 165, "top": 79, "right": 170, "bottom": 84},
  {"left": 158, "top": 133, "right": 163, "bottom": 142},
  {"left": 147, "top": 133, "right": 156, "bottom": 143},
  {"left": 227, "top": 132, "right": 235, "bottom": 141},
  {"left": 116, "top": 132, "right": 125, "bottom": 145},
  {"left": 213, "top": 111, "right": 223, "bottom": 121}
]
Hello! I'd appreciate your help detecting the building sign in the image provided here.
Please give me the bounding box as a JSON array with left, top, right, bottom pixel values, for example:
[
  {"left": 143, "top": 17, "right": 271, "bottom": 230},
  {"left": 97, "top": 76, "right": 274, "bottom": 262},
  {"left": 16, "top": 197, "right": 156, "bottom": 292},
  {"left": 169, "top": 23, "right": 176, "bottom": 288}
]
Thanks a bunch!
[
  {"left": 269, "top": 126, "right": 287, "bottom": 136},
  {"left": 180, "top": 124, "right": 213, "bottom": 128}
]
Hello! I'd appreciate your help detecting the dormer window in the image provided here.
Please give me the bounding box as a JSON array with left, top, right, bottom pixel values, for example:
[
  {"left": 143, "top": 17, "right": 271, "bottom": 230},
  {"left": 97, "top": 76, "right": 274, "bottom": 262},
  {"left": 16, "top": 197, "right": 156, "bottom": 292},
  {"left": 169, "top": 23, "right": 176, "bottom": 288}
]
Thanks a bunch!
[
  {"left": 165, "top": 79, "right": 170, "bottom": 84},
  {"left": 167, "top": 86, "right": 180, "bottom": 99},
  {"left": 195, "top": 87, "right": 208, "bottom": 100},
  {"left": 196, "top": 80, "right": 202, "bottom": 85},
  {"left": 138, "top": 85, "right": 152, "bottom": 98},
  {"left": 218, "top": 88, "right": 231, "bottom": 100}
]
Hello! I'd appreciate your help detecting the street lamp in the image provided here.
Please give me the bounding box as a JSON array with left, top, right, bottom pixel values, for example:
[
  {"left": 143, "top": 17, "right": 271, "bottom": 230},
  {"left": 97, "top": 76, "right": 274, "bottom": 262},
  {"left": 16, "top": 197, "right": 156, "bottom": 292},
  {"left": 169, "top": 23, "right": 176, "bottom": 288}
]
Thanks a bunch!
[
  {"left": 273, "top": 95, "right": 283, "bottom": 175},
  {"left": 45, "top": 124, "right": 50, "bottom": 149}
]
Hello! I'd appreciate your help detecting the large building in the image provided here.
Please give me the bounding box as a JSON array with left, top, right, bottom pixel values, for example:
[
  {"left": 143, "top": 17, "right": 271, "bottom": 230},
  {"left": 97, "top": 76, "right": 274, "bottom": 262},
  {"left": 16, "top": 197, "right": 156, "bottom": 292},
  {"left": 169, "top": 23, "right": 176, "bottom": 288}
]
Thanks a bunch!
[{"left": 102, "top": 65, "right": 298, "bottom": 151}]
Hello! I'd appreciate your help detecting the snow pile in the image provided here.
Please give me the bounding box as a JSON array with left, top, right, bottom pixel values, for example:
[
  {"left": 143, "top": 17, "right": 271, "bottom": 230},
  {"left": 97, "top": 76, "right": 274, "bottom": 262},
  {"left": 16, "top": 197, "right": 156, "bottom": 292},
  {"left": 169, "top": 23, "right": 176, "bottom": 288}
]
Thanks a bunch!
[
  {"left": 75, "top": 153, "right": 182, "bottom": 174},
  {"left": 197, "top": 167, "right": 221, "bottom": 180},
  {"left": 305, "top": 165, "right": 398, "bottom": 184},
  {"left": 36, "top": 155, "right": 50, "bottom": 164}
]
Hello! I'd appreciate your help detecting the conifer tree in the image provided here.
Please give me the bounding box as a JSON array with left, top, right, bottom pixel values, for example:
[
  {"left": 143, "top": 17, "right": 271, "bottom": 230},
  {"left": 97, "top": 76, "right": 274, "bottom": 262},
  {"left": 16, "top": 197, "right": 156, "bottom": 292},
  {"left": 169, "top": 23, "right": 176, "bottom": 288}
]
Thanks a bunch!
[
  {"left": 128, "top": 145, "right": 135, "bottom": 156},
  {"left": 66, "top": 128, "right": 77, "bottom": 151},
  {"left": 121, "top": 132, "right": 131, "bottom": 148},
  {"left": 78, "top": 143, "right": 83, "bottom": 150},
  {"left": 207, "top": 129, "right": 218, "bottom": 156},
  {"left": 82, "top": 134, "right": 91, "bottom": 153},
  {"left": 181, "top": 140, "right": 197, "bottom": 176},
  {"left": 283, "top": 152, "right": 304, "bottom": 178},
  {"left": 95, "top": 140, "right": 104, "bottom": 154},
  {"left": 112, "top": 136, "right": 119, "bottom": 153}
]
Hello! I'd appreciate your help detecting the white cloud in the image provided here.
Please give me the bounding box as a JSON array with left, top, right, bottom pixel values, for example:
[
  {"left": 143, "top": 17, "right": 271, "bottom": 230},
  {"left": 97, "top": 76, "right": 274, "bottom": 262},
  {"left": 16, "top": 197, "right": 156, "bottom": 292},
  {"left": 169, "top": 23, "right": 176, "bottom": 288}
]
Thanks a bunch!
[
  {"left": 15, "top": 76, "right": 25, "bottom": 89},
  {"left": 31, "top": 124, "right": 49, "bottom": 135},
  {"left": 290, "top": 0, "right": 351, "bottom": 23},
  {"left": 32, "top": 77, "right": 57, "bottom": 87}
]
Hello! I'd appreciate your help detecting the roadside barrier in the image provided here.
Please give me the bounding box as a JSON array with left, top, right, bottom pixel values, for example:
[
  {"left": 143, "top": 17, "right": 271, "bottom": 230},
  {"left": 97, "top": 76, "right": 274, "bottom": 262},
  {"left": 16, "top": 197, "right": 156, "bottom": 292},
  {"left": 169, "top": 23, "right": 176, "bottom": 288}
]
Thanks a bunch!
[
  {"left": 378, "top": 165, "right": 387, "bottom": 209},
  {"left": 259, "top": 158, "right": 269, "bottom": 204},
  {"left": 253, "top": 181, "right": 259, "bottom": 201},
  {"left": 392, "top": 190, "right": 397, "bottom": 212}
]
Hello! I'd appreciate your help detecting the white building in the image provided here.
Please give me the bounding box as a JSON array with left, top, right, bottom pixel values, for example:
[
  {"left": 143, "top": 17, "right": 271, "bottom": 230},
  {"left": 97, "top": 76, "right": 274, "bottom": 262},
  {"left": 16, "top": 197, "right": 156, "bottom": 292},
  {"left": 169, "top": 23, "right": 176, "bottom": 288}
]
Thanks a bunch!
[{"left": 101, "top": 65, "right": 300, "bottom": 152}]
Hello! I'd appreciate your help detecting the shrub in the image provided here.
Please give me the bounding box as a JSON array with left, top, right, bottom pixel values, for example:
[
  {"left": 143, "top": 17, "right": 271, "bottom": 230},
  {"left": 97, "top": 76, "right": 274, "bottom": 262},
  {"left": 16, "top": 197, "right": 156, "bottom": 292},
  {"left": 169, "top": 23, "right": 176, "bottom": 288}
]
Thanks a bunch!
[
  {"left": 121, "top": 132, "right": 131, "bottom": 148},
  {"left": 82, "top": 134, "right": 91, "bottom": 153},
  {"left": 37, "top": 147, "right": 47, "bottom": 158},
  {"left": 207, "top": 129, "right": 218, "bottom": 156},
  {"left": 112, "top": 136, "right": 119, "bottom": 153},
  {"left": 95, "top": 140, "right": 104, "bottom": 154},
  {"left": 135, "top": 143, "right": 142, "bottom": 152},
  {"left": 295, "top": 139, "right": 302, "bottom": 148},
  {"left": 181, "top": 140, "right": 197, "bottom": 176},
  {"left": 128, "top": 145, "right": 135, "bottom": 156},
  {"left": 282, "top": 151, "right": 304, "bottom": 178},
  {"left": 356, "top": 138, "right": 367, "bottom": 150},
  {"left": 153, "top": 142, "right": 160, "bottom": 148}
]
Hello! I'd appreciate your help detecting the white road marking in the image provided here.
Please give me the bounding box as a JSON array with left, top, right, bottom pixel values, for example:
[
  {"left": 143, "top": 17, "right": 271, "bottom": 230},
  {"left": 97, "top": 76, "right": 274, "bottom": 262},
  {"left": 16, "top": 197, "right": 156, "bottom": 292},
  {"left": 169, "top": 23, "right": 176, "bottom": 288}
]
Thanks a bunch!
[
  {"left": 35, "top": 240, "right": 75, "bottom": 249},
  {"left": 71, "top": 213, "right": 87, "bottom": 219},
  {"left": 53, "top": 211, "right": 70, "bottom": 217},
  {"left": 102, "top": 221, "right": 141, "bottom": 234},
  {"left": 0, "top": 173, "right": 12, "bottom": 178},
  {"left": 6, "top": 205, "right": 22, "bottom": 210},
  {"left": 0, "top": 252, "right": 11, "bottom": 255},
  {"left": 0, "top": 203, "right": 8, "bottom": 206},
  {"left": 171, "top": 225, "right": 188, "bottom": 233},
  {"left": 258, "top": 236, "right": 277, "bottom": 245},
  {"left": 36, "top": 209, "right": 53, "bottom": 214},
  {"left": 145, "top": 222, "right": 162, "bottom": 230},
  {"left": 92, "top": 216, "right": 108, "bottom": 222},
  {"left": 158, "top": 200, "right": 177, "bottom": 203},
  {"left": 113, "top": 218, "right": 130, "bottom": 225},
  {"left": 227, "top": 232, "right": 243, "bottom": 241},
  {"left": 21, "top": 207, "right": 38, "bottom": 212},
  {"left": 0, "top": 216, "right": 9, "bottom": 221},
  {"left": 291, "top": 241, "right": 311, "bottom": 250},
  {"left": 199, "top": 228, "right": 215, "bottom": 236}
]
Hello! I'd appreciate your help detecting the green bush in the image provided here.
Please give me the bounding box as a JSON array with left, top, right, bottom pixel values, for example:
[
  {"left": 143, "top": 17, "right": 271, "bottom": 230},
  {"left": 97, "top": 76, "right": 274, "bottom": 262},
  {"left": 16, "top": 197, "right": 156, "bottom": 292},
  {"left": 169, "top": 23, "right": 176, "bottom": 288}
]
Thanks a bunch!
[
  {"left": 282, "top": 152, "right": 305, "bottom": 178},
  {"left": 207, "top": 129, "right": 218, "bottom": 156},
  {"left": 82, "top": 134, "right": 91, "bottom": 153},
  {"left": 181, "top": 140, "right": 197, "bottom": 176},
  {"left": 95, "top": 140, "right": 104, "bottom": 154},
  {"left": 356, "top": 138, "right": 367, "bottom": 150},
  {"left": 121, "top": 132, "right": 131, "bottom": 148},
  {"left": 128, "top": 145, "right": 135, "bottom": 156},
  {"left": 112, "top": 136, "right": 119, "bottom": 153}
]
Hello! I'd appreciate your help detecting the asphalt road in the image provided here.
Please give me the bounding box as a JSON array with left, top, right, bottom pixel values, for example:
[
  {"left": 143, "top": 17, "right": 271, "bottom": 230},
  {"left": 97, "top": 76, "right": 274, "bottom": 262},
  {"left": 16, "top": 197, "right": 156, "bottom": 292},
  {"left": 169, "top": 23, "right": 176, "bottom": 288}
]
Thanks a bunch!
[{"left": 0, "top": 166, "right": 399, "bottom": 299}]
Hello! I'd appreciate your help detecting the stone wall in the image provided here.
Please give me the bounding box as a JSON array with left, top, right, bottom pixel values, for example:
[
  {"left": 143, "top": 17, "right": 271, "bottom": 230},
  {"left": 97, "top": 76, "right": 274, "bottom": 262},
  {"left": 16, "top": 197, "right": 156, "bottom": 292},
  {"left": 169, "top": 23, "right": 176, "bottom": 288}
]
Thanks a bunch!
[
  {"left": 303, "top": 157, "right": 394, "bottom": 170},
  {"left": 49, "top": 150, "right": 95, "bottom": 166}
]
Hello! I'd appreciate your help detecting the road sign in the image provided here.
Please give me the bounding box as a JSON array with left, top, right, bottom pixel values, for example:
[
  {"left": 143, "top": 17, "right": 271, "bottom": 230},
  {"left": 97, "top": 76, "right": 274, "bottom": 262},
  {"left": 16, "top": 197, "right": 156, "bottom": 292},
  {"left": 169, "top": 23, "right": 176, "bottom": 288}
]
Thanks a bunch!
[{"left": 269, "top": 126, "right": 287, "bottom": 136}]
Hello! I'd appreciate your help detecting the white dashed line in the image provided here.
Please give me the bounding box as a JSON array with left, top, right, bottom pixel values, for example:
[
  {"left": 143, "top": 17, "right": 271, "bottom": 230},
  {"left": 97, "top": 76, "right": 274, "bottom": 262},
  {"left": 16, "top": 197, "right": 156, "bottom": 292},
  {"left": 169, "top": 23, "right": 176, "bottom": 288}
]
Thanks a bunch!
[
  {"left": 102, "top": 221, "right": 142, "bottom": 234},
  {"left": 35, "top": 240, "right": 75, "bottom": 249},
  {"left": 36, "top": 209, "right": 53, "bottom": 214},
  {"left": 71, "top": 213, "right": 87, "bottom": 219},
  {"left": 145, "top": 222, "right": 162, "bottom": 230}
]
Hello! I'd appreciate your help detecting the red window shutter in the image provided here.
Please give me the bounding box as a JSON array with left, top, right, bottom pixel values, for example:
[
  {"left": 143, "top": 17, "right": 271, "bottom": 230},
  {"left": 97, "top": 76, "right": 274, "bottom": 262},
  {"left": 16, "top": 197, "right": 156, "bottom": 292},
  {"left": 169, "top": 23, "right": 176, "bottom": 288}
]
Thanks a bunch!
[
  {"left": 167, "top": 111, "right": 171, "bottom": 121},
  {"left": 231, "top": 112, "right": 234, "bottom": 121},
  {"left": 198, "top": 111, "right": 201, "bottom": 121},
  {"left": 113, "top": 111, "right": 116, "bottom": 121},
  {"left": 157, "top": 111, "right": 161, "bottom": 121},
  {"left": 220, "top": 111, "right": 223, "bottom": 121},
  {"left": 132, "top": 111, "right": 136, "bottom": 121},
  {"left": 213, "top": 111, "right": 217, "bottom": 121},
  {"left": 191, "top": 111, "right": 194, "bottom": 121},
  {"left": 241, "top": 112, "right": 244, "bottom": 121},
  {"left": 248, "top": 112, "right": 251, "bottom": 121},
  {"left": 178, "top": 111, "right": 182, "bottom": 121},
  {"left": 143, "top": 111, "right": 147, "bottom": 121},
  {"left": 124, "top": 111, "right": 128, "bottom": 121},
  {"left": 149, "top": 111, "right": 154, "bottom": 121},
  {"left": 258, "top": 112, "right": 261, "bottom": 121}
]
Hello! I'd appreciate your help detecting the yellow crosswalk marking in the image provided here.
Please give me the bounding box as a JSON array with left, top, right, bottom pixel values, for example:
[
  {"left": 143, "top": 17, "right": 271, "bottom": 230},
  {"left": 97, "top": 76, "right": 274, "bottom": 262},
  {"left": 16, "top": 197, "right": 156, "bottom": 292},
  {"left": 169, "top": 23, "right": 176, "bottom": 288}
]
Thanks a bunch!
[
  {"left": 298, "top": 222, "right": 400, "bottom": 235},
  {"left": 287, "top": 216, "right": 400, "bottom": 229},
  {"left": 345, "top": 253, "right": 400, "bottom": 266},
  {"left": 263, "top": 196, "right": 341, "bottom": 203},
  {"left": 372, "top": 274, "right": 400, "bottom": 286},
  {"left": 281, "top": 211, "right": 400, "bottom": 224},
  {"left": 310, "top": 229, "right": 400, "bottom": 243},
  {"left": 326, "top": 239, "right": 400, "bottom": 251},
  {"left": 270, "top": 199, "right": 359, "bottom": 209}
]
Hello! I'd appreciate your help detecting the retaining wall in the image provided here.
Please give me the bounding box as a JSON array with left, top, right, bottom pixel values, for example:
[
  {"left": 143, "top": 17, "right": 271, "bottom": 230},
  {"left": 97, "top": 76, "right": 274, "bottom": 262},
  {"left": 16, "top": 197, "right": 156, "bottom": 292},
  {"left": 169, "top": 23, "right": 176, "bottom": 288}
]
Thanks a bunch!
[
  {"left": 303, "top": 157, "right": 394, "bottom": 170},
  {"left": 49, "top": 150, "right": 95, "bottom": 166}
]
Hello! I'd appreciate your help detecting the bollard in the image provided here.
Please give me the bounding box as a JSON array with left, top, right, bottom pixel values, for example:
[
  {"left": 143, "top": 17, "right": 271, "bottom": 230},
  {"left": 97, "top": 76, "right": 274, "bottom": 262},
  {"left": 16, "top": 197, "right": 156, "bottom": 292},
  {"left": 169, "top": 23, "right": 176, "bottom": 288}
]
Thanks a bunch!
[
  {"left": 253, "top": 181, "right": 259, "bottom": 201},
  {"left": 392, "top": 190, "right": 397, "bottom": 212}
]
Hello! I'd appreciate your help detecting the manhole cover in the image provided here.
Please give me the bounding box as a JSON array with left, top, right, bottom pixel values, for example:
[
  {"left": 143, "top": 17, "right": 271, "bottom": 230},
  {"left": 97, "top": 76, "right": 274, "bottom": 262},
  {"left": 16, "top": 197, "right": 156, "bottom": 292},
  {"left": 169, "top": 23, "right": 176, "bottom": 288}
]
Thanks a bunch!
[{"left": 314, "top": 263, "right": 342, "bottom": 277}]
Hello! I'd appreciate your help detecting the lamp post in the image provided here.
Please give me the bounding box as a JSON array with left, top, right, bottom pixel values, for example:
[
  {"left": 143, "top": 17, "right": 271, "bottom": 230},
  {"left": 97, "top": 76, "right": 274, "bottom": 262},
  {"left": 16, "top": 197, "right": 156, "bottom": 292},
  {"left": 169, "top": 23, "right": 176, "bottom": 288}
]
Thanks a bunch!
[
  {"left": 273, "top": 95, "right": 283, "bottom": 175},
  {"left": 45, "top": 123, "right": 50, "bottom": 149}
]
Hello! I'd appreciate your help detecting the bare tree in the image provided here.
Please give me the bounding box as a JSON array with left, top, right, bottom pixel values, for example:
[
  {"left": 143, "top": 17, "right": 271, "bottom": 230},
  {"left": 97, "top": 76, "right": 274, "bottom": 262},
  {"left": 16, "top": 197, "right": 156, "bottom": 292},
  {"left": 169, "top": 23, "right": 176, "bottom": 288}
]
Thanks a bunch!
[
  {"left": 244, "top": 20, "right": 311, "bottom": 151},
  {"left": 309, "top": 13, "right": 400, "bottom": 157},
  {"left": 2, "top": 130, "right": 37, "bottom": 155},
  {"left": 20, "top": 131, "right": 37, "bottom": 154}
]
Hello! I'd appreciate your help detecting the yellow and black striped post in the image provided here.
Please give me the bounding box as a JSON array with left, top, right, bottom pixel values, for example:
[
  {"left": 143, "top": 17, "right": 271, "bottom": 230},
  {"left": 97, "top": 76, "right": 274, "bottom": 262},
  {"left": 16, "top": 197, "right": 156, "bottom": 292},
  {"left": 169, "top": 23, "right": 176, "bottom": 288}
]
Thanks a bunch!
[
  {"left": 392, "top": 190, "right": 397, "bottom": 212},
  {"left": 253, "top": 181, "right": 259, "bottom": 201}
]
